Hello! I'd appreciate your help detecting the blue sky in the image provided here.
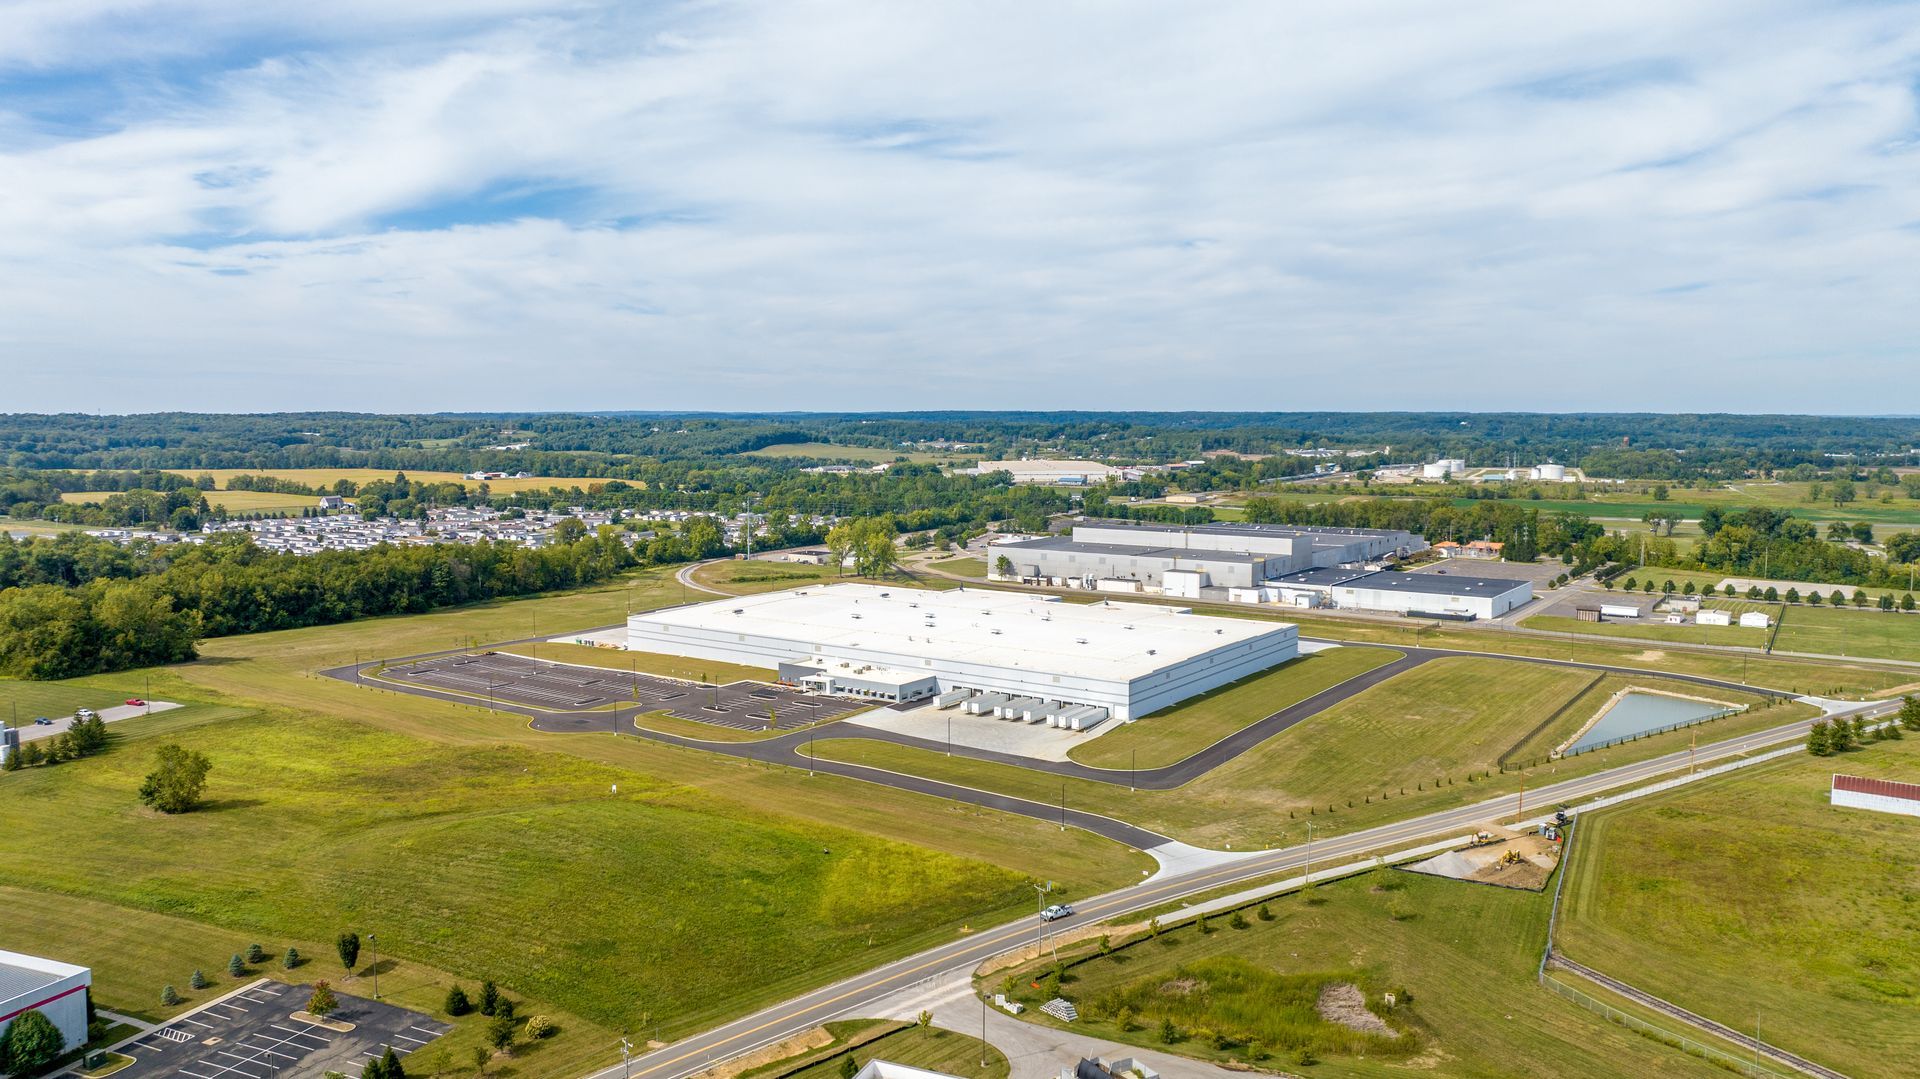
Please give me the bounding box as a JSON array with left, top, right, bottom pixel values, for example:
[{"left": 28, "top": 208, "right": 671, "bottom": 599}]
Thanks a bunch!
[{"left": 1, "top": 0, "right": 1917, "bottom": 413}]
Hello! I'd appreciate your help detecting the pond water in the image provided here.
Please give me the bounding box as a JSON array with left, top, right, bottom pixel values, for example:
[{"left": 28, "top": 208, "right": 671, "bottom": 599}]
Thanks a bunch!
[{"left": 1567, "top": 691, "right": 1732, "bottom": 754}]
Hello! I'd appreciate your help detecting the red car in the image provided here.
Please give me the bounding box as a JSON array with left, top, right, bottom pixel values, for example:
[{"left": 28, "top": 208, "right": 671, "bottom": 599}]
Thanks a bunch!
[{"left": 124, "top": 698, "right": 146, "bottom": 707}]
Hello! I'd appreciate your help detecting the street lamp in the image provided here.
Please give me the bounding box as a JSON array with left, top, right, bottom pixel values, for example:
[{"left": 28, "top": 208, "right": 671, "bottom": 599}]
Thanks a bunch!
[
  {"left": 620, "top": 1037, "right": 632, "bottom": 1079},
  {"left": 1303, "top": 822, "right": 1315, "bottom": 887},
  {"left": 368, "top": 933, "right": 379, "bottom": 999}
]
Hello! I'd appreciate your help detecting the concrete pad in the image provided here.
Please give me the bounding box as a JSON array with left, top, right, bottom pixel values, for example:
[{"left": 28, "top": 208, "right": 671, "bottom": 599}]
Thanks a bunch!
[
  {"left": 841, "top": 701, "right": 1092, "bottom": 763},
  {"left": 1142, "top": 840, "right": 1267, "bottom": 879}
]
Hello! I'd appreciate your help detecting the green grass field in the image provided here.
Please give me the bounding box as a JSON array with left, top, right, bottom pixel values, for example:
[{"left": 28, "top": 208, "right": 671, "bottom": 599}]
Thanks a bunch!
[
  {"left": 811, "top": 657, "right": 1813, "bottom": 848},
  {"left": 989, "top": 868, "right": 1729, "bottom": 1077},
  {"left": 1557, "top": 736, "right": 1920, "bottom": 1076},
  {"left": 1521, "top": 611, "right": 1774, "bottom": 650},
  {"left": 0, "top": 568, "right": 1150, "bottom": 1079},
  {"left": 0, "top": 672, "right": 152, "bottom": 725},
  {"left": 503, "top": 640, "right": 774, "bottom": 688},
  {"left": 691, "top": 560, "right": 846, "bottom": 593},
  {"left": 190, "top": 467, "right": 626, "bottom": 495},
  {"left": 0, "top": 702, "right": 1054, "bottom": 1040},
  {"left": 1067, "top": 647, "right": 1402, "bottom": 770},
  {"left": 1773, "top": 605, "right": 1920, "bottom": 661},
  {"left": 926, "top": 555, "right": 988, "bottom": 578}
]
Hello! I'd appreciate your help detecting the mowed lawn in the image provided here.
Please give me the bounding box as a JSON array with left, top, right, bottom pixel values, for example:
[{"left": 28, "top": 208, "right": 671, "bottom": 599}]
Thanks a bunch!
[
  {"left": 1556, "top": 737, "right": 1920, "bottom": 1076},
  {"left": 1, "top": 671, "right": 151, "bottom": 724},
  {"left": 0, "top": 702, "right": 1044, "bottom": 1040},
  {"left": 815, "top": 657, "right": 1627, "bottom": 847},
  {"left": 1522, "top": 611, "right": 1774, "bottom": 650},
  {"left": 1774, "top": 605, "right": 1920, "bottom": 661},
  {"left": 1068, "top": 647, "right": 1403, "bottom": 770},
  {"left": 991, "top": 870, "right": 1728, "bottom": 1078}
]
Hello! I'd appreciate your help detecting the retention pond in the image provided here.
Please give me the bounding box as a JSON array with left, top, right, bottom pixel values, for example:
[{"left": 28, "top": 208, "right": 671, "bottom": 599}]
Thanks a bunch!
[{"left": 1565, "top": 691, "right": 1735, "bottom": 755}]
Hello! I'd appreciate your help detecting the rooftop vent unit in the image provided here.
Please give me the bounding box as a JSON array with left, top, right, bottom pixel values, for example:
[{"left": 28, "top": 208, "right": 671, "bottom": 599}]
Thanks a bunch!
[
  {"left": 732, "top": 609, "right": 744, "bottom": 615},
  {"left": 1076, "top": 637, "right": 1088, "bottom": 645},
  {"left": 991, "top": 628, "right": 1002, "bottom": 635},
  {"left": 851, "top": 613, "right": 862, "bottom": 619}
]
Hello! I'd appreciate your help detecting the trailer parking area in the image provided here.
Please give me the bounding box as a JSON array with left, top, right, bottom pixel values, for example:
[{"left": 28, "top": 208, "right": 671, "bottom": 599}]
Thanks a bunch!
[
  {"left": 97, "top": 981, "right": 450, "bottom": 1079},
  {"left": 380, "top": 652, "right": 867, "bottom": 731}
]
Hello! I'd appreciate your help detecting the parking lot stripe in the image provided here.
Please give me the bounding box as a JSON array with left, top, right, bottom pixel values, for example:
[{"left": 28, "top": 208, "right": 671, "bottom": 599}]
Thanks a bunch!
[
  {"left": 391, "top": 1034, "right": 428, "bottom": 1045},
  {"left": 181, "top": 1018, "right": 216, "bottom": 1029}
]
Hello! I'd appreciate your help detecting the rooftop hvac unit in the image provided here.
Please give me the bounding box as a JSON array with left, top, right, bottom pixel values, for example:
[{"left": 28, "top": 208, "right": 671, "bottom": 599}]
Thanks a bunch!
[
  {"left": 1076, "top": 638, "right": 1088, "bottom": 644},
  {"left": 991, "top": 628, "right": 1002, "bottom": 635}
]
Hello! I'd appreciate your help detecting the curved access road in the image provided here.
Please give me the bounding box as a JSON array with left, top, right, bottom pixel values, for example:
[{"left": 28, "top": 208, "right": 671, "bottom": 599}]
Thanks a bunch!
[{"left": 576, "top": 695, "right": 1893, "bottom": 1079}]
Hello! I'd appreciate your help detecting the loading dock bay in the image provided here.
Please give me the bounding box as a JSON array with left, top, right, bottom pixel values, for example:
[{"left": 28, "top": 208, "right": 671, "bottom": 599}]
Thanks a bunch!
[
  {"left": 382, "top": 652, "right": 868, "bottom": 732},
  {"left": 97, "top": 981, "right": 450, "bottom": 1079}
]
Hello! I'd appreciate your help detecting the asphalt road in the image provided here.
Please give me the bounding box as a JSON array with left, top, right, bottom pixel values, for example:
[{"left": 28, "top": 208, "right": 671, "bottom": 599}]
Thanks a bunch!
[{"left": 580, "top": 697, "right": 1893, "bottom": 1079}]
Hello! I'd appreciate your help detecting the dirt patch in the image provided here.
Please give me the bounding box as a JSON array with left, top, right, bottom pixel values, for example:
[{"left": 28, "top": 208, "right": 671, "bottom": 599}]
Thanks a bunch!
[
  {"left": 1315, "top": 983, "right": 1396, "bottom": 1038},
  {"left": 689, "top": 1025, "right": 832, "bottom": 1079},
  {"left": 1399, "top": 834, "right": 1562, "bottom": 892},
  {"left": 1158, "top": 977, "right": 1202, "bottom": 997},
  {"left": 973, "top": 919, "right": 1147, "bottom": 977},
  {"left": 1632, "top": 650, "right": 1668, "bottom": 663}
]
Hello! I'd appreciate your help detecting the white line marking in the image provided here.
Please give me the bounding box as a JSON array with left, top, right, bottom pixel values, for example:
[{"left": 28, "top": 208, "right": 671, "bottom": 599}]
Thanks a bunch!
[
  {"left": 181, "top": 1018, "right": 217, "bottom": 1029},
  {"left": 391, "top": 1035, "right": 428, "bottom": 1045}
]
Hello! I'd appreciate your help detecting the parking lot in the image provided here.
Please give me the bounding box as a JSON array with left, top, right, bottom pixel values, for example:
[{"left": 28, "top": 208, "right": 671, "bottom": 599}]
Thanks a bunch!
[
  {"left": 103, "top": 981, "right": 450, "bottom": 1079},
  {"left": 383, "top": 652, "right": 867, "bottom": 732}
]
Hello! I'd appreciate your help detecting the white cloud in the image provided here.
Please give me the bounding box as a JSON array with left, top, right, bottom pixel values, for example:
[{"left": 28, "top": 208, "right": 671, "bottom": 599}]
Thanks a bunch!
[{"left": 0, "top": 0, "right": 1917, "bottom": 411}]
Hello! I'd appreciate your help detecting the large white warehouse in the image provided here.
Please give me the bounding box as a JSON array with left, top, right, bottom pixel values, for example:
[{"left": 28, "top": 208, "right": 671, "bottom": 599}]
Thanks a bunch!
[
  {"left": 626, "top": 583, "right": 1298, "bottom": 721},
  {"left": 0, "top": 950, "right": 91, "bottom": 1056}
]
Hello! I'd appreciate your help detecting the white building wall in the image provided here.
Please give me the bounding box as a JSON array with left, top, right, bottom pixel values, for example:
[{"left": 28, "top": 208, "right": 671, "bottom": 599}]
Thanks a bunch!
[
  {"left": 625, "top": 616, "right": 1297, "bottom": 721},
  {"left": 0, "top": 952, "right": 91, "bottom": 1052},
  {"left": 1832, "top": 790, "right": 1920, "bottom": 818}
]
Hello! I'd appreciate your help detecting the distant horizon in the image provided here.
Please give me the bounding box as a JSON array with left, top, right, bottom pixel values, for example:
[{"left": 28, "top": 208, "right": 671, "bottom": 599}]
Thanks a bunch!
[
  {"left": 3, "top": 408, "right": 1920, "bottom": 421},
  {"left": 4, "top": 4, "right": 1918, "bottom": 411}
]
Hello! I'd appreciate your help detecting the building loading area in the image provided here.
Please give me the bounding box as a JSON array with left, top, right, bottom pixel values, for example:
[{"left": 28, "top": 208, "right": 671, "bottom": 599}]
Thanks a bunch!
[{"left": 626, "top": 583, "right": 1299, "bottom": 723}]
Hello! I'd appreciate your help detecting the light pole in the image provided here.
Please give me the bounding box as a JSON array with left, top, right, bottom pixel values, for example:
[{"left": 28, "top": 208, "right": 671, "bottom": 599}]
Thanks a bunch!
[
  {"left": 1031, "top": 882, "right": 1051, "bottom": 957},
  {"left": 368, "top": 933, "right": 379, "bottom": 999},
  {"left": 1303, "top": 821, "right": 1315, "bottom": 887},
  {"left": 620, "top": 1038, "right": 632, "bottom": 1079}
]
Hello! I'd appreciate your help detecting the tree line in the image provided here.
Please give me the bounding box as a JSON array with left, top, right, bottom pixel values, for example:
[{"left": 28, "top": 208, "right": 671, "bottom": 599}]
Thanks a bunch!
[{"left": 0, "top": 520, "right": 723, "bottom": 679}]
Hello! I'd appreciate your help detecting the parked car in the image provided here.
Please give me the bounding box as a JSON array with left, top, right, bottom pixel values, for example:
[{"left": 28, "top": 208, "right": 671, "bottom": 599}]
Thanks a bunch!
[
  {"left": 124, "top": 698, "right": 146, "bottom": 707},
  {"left": 33, "top": 717, "right": 53, "bottom": 725},
  {"left": 1041, "top": 903, "right": 1075, "bottom": 922}
]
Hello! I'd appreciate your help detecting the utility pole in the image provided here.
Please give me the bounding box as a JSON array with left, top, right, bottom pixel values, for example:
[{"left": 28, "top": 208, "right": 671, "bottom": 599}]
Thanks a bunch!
[
  {"left": 1689, "top": 731, "right": 1697, "bottom": 775},
  {"left": 1304, "top": 821, "right": 1315, "bottom": 887},
  {"left": 1059, "top": 781, "right": 1067, "bottom": 830},
  {"left": 1517, "top": 773, "right": 1524, "bottom": 820},
  {"left": 980, "top": 994, "right": 988, "bottom": 1067}
]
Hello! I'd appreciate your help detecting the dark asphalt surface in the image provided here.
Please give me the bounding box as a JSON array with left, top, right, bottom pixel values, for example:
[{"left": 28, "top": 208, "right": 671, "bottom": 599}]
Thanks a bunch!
[{"left": 321, "top": 627, "right": 1801, "bottom": 851}]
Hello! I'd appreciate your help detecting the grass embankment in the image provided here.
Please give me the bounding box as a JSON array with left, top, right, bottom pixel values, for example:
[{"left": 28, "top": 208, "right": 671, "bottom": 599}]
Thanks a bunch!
[
  {"left": 502, "top": 640, "right": 773, "bottom": 688},
  {"left": 1557, "top": 736, "right": 1920, "bottom": 1076},
  {"left": 1, "top": 569, "right": 1149, "bottom": 1079},
  {"left": 988, "top": 870, "right": 1727, "bottom": 1078},
  {"left": 746, "top": 1020, "right": 1006, "bottom": 1079},
  {"left": 1066, "top": 648, "right": 1402, "bottom": 770},
  {"left": 1502, "top": 673, "right": 1790, "bottom": 763},
  {"left": 811, "top": 658, "right": 1814, "bottom": 848}
]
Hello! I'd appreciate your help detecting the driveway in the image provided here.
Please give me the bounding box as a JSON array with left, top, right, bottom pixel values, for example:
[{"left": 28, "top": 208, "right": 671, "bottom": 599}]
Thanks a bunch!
[{"left": 14, "top": 701, "right": 180, "bottom": 744}]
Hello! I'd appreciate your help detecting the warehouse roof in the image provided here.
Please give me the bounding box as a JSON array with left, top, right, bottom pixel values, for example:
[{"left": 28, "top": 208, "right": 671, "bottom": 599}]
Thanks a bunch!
[
  {"left": 0, "top": 950, "right": 87, "bottom": 1005},
  {"left": 996, "top": 536, "right": 1268, "bottom": 564},
  {"left": 1076, "top": 519, "right": 1412, "bottom": 542},
  {"left": 1335, "top": 571, "right": 1531, "bottom": 597},
  {"left": 1269, "top": 567, "right": 1378, "bottom": 588},
  {"left": 630, "top": 583, "right": 1295, "bottom": 682}
]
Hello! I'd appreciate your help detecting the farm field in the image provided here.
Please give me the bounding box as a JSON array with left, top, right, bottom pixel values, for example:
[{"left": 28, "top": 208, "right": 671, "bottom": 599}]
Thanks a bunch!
[
  {"left": 990, "top": 867, "right": 1727, "bottom": 1078},
  {"left": 738, "top": 442, "right": 966, "bottom": 465},
  {"left": 1067, "top": 647, "right": 1402, "bottom": 770},
  {"left": 1556, "top": 736, "right": 1920, "bottom": 1077},
  {"left": 810, "top": 657, "right": 1814, "bottom": 848},
  {"left": 1774, "top": 604, "right": 1920, "bottom": 661},
  {"left": 187, "top": 467, "right": 623, "bottom": 494}
]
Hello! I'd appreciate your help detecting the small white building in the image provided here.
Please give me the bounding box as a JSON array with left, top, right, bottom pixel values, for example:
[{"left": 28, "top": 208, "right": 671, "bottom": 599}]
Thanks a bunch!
[
  {"left": 1696, "top": 609, "right": 1732, "bottom": 626},
  {"left": 0, "top": 950, "right": 92, "bottom": 1055},
  {"left": 855, "top": 1061, "right": 968, "bottom": 1079},
  {"left": 1832, "top": 774, "right": 1920, "bottom": 818},
  {"left": 1739, "top": 611, "right": 1772, "bottom": 629}
]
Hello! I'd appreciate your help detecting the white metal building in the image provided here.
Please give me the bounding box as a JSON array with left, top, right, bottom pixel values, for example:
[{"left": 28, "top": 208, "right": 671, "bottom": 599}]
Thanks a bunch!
[
  {"left": 1271, "top": 567, "right": 1533, "bottom": 619},
  {"left": 0, "top": 950, "right": 91, "bottom": 1055},
  {"left": 626, "top": 583, "right": 1297, "bottom": 720},
  {"left": 1831, "top": 774, "right": 1920, "bottom": 818}
]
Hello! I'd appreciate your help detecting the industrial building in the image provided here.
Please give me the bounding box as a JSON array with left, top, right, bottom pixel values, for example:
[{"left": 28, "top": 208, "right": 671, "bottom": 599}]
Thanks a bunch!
[
  {"left": 964, "top": 459, "right": 1139, "bottom": 485},
  {"left": 0, "top": 950, "right": 91, "bottom": 1054},
  {"left": 1255, "top": 566, "right": 1531, "bottom": 619},
  {"left": 989, "top": 520, "right": 1424, "bottom": 591},
  {"left": 626, "top": 583, "right": 1298, "bottom": 722}
]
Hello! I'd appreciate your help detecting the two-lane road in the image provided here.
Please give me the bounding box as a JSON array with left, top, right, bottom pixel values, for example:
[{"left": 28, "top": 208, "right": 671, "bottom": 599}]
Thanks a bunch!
[{"left": 587, "top": 698, "right": 1893, "bottom": 1079}]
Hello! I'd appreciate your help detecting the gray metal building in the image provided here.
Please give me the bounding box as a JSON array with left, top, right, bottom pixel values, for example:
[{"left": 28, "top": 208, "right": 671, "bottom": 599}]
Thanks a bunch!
[{"left": 989, "top": 520, "right": 1426, "bottom": 590}]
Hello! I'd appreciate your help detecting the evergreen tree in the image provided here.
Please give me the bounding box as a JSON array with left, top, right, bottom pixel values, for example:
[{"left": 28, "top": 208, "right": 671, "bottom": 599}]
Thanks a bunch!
[
  {"left": 229, "top": 954, "right": 245, "bottom": 977},
  {"left": 190, "top": 969, "right": 209, "bottom": 990},
  {"left": 162, "top": 985, "right": 181, "bottom": 1006},
  {"left": 1806, "top": 721, "right": 1831, "bottom": 757},
  {"left": 284, "top": 947, "right": 301, "bottom": 970},
  {"left": 246, "top": 943, "right": 266, "bottom": 965},
  {"left": 337, "top": 932, "right": 360, "bottom": 973},
  {"left": 444, "top": 986, "right": 472, "bottom": 1016},
  {"left": 478, "top": 980, "right": 500, "bottom": 1016},
  {"left": 379, "top": 1046, "right": 405, "bottom": 1079},
  {"left": 2, "top": 1008, "right": 66, "bottom": 1076},
  {"left": 1902, "top": 696, "right": 1920, "bottom": 733}
]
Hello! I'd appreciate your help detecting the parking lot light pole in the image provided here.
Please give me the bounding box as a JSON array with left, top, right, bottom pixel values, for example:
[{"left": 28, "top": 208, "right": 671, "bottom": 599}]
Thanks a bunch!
[{"left": 368, "top": 933, "right": 378, "bottom": 998}]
